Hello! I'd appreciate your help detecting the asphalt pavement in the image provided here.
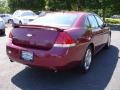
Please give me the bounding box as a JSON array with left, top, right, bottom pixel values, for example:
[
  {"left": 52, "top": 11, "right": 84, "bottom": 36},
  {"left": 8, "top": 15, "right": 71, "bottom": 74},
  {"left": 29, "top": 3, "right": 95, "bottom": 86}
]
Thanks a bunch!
[{"left": 0, "top": 25, "right": 120, "bottom": 90}]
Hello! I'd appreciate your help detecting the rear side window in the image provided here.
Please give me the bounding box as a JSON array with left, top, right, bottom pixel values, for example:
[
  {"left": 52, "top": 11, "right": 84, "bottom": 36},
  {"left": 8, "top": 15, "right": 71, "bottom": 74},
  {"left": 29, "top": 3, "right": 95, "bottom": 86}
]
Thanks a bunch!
[
  {"left": 88, "top": 15, "right": 99, "bottom": 28},
  {"left": 84, "top": 17, "right": 91, "bottom": 28},
  {"left": 94, "top": 15, "right": 103, "bottom": 27}
]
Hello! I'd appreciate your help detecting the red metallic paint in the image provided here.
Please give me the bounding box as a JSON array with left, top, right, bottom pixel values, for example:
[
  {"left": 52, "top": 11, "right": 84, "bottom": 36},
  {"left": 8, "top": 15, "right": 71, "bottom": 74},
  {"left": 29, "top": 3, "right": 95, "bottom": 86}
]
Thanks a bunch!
[
  {"left": 7, "top": 38, "right": 87, "bottom": 70},
  {"left": 6, "top": 12, "right": 111, "bottom": 71}
]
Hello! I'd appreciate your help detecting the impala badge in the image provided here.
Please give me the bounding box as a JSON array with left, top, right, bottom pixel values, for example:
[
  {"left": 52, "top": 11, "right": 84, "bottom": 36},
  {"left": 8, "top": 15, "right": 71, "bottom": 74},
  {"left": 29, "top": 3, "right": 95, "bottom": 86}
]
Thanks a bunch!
[{"left": 26, "top": 34, "right": 32, "bottom": 37}]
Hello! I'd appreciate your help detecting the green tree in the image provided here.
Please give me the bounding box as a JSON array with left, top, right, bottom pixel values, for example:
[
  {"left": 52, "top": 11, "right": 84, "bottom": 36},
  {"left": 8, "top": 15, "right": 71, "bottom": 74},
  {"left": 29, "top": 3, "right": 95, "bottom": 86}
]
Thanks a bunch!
[
  {"left": 111, "top": 0, "right": 120, "bottom": 15},
  {"left": 0, "top": 0, "right": 9, "bottom": 13},
  {"left": 8, "top": 0, "right": 45, "bottom": 12},
  {"left": 7, "top": 0, "right": 120, "bottom": 20}
]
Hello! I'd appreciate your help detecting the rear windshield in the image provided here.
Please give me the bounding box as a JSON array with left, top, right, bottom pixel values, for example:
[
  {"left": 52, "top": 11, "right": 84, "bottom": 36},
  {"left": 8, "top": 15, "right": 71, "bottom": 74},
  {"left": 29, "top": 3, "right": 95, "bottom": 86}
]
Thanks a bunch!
[{"left": 29, "top": 13, "right": 78, "bottom": 27}]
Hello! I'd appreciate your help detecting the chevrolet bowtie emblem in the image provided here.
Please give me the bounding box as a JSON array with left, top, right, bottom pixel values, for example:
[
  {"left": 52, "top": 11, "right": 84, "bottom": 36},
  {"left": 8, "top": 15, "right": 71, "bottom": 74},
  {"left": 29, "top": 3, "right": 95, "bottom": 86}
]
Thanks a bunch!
[{"left": 26, "top": 34, "right": 32, "bottom": 37}]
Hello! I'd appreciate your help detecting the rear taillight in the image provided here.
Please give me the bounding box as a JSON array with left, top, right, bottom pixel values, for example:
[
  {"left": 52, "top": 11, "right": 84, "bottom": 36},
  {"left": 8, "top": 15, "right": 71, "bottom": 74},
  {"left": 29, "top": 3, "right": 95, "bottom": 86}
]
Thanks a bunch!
[
  {"left": 9, "top": 32, "right": 13, "bottom": 38},
  {"left": 54, "top": 32, "right": 76, "bottom": 47}
]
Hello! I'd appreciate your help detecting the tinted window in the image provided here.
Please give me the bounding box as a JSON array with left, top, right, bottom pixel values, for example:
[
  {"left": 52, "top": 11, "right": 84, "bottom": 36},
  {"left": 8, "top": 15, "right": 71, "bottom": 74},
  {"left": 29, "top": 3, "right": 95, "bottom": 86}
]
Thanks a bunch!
[
  {"left": 30, "top": 13, "right": 79, "bottom": 27},
  {"left": 85, "top": 17, "right": 90, "bottom": 28},
  {"left": 94, "top": 15, "right": 103, "bottom": 27},
  {"left": 88, "top": 15, "right": 98, "bottom": 28}
]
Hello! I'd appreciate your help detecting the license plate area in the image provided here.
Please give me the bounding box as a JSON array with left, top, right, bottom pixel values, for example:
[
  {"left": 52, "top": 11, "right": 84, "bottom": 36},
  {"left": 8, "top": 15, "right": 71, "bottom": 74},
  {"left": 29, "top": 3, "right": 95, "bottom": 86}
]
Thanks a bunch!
[{"left": 21, "top": 51, "right": 33, "bottom": 61}]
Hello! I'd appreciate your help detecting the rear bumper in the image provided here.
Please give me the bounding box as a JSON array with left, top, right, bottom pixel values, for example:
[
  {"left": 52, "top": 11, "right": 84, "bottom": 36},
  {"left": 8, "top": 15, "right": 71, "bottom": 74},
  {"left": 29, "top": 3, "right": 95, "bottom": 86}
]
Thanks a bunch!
[{"left": 6, "top": 39, "right": 86, "bottom": 71}]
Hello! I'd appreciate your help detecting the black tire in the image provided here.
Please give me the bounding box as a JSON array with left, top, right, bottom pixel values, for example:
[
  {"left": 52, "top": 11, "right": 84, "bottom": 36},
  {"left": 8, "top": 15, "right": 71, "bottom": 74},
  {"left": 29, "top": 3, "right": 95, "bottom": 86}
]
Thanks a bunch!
[
  {"left": 104, "top": 35, "right": 111, "bottom": 49},
  {"left": 19, "top": 21, "right": 22, "bottom": 24},
  {"left": 80, "top": 46, "right": 93, "bottom": 73},
  {"left": 8, "top": 19, "right": 10, "bottom": 23},
  {"left": 2, "top": 30, "right": 5, "bottom": 35},
  {"left": 0, "top": 29, "right": 5, "bottom": 35},
  {"left": 8, "top": 19, "right": 13, "bottom": 24}
]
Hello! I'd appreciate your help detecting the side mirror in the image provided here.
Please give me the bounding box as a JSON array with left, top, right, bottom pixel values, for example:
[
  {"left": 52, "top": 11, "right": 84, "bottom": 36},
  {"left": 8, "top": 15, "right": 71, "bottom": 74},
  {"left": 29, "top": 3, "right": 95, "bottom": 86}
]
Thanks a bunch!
[{"left": 102, "top": 23, "right": 107, "bottom": 27}]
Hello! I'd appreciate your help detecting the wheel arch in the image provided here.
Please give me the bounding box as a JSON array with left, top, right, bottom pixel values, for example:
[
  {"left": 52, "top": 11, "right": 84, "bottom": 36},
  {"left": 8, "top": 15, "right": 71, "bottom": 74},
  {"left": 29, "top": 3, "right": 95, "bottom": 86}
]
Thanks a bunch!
[{"left": 89, "top": 43, "right": 95, "bottom": 55}]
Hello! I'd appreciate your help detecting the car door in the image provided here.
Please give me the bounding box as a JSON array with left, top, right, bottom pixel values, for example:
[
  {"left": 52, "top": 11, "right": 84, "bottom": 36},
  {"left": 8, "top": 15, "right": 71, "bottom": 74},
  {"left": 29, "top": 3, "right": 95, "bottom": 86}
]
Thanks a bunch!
[
  {"left": 94, "top": 15, "right": 110, "bottom": 44},
  {"left": 87, "top": 15, "right": 104, "bottom": 53}
]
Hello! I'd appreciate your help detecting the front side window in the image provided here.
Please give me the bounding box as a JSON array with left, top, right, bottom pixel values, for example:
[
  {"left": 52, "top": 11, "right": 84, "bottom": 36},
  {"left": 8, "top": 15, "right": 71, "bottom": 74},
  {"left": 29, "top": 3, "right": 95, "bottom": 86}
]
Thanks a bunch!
[
  {"left": 94, "top": 15, "right": 103, "bottom": 27},
  {"left": 88, "top": 15, "right": 99, "bottom": 28}
]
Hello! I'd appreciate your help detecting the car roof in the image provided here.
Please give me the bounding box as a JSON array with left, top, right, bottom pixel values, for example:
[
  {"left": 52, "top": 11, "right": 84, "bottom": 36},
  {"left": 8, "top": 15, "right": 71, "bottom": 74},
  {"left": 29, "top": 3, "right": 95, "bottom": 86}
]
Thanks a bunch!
[
  {"left": 13, "top": 10, "right": 34, "bottom": 16},
  {"left": 15, "top": 10, "right": 32, "bottom": 12},
  {"left": 13, "top": 10, "right": 33, "bottom": 14},
  {"left": 46, "top": 11, "right": 94, "bottom": 16}
]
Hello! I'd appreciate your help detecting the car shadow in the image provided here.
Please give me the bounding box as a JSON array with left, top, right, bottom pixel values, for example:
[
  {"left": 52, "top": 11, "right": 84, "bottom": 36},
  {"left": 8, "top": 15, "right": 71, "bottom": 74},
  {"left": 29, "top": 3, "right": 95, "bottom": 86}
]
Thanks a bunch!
[{"left": 11, "top": 45, "right": 119, "bottom": 90}]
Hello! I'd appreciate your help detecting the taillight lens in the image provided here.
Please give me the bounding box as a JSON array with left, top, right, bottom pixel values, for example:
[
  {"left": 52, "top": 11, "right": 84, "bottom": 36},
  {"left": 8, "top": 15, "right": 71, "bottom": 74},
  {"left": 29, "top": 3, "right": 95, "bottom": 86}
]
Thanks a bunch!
[{"left": 54, "top": 32, "right": 76, "bottom": 47}]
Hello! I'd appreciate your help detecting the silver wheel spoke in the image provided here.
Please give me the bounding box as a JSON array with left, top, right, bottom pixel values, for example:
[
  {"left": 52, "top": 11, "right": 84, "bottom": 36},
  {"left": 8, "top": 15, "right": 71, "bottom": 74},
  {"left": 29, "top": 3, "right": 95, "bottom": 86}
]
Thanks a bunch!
[{"left": 84, "top": 49, "right": 92, "bottom": 70}]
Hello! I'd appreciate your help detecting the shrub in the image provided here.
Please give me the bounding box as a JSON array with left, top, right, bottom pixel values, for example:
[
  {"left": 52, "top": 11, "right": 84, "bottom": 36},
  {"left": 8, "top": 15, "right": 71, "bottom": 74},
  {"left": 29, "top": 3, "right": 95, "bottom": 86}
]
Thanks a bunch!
[{"left": 105, "top": 18, "right": 120, "bottom": 24}]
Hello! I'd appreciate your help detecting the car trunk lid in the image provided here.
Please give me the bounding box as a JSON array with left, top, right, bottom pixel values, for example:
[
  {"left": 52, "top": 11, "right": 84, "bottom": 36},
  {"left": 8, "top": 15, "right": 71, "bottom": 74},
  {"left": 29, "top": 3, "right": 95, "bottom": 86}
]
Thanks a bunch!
[{"left": 12, "top": 25, "right": 64, "bottom": 50}]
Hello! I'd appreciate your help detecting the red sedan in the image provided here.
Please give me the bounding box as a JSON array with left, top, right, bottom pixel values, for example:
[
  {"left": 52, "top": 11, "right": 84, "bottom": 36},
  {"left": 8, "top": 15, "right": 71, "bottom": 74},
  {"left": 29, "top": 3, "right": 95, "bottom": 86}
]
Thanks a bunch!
[{"left": 6, "top": 12, "right": 111, "bottom": 73}]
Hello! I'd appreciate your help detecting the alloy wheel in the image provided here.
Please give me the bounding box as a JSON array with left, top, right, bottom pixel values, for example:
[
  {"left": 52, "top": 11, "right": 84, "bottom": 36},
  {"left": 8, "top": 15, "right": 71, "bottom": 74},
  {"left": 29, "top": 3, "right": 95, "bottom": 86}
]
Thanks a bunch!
[{"left": 84, "top": 48, "right": 92, "bottom": 70}]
